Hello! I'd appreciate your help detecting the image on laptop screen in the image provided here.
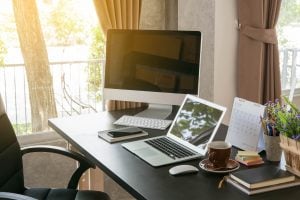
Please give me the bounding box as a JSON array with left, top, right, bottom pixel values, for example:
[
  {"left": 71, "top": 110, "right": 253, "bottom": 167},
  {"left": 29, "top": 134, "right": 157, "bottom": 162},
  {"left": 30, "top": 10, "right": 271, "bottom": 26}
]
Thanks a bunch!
[{"left": 169, "top": 98, "right": 224, "bottom": 147}]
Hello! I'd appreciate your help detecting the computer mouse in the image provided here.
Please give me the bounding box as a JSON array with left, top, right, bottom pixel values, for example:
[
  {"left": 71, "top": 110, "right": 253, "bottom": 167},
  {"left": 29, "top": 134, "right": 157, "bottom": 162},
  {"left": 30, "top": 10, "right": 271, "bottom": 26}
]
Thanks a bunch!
[{"left": 169, "top": 165, "right": 199, "bottom": 176}]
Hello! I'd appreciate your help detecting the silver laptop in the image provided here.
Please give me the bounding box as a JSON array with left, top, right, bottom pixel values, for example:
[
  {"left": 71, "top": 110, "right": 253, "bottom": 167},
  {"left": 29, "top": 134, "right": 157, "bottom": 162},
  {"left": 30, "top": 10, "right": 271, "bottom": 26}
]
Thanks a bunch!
[{"left": 122, "top": 94, "right": 227, "bottom": 167}]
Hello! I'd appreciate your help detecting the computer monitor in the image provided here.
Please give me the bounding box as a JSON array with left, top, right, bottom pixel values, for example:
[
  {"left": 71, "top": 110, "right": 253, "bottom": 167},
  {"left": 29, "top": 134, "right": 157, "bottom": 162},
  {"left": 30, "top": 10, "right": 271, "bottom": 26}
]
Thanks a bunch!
[{"left": 104, "top": 29, "right": 202, "bottom": 119}]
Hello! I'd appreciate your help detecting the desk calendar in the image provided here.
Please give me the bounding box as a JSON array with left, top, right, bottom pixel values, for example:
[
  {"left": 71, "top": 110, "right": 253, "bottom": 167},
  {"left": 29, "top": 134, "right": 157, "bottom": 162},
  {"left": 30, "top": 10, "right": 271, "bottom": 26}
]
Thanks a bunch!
[{"left": 225, "top": 97, "right": 266, "bottom": 152}]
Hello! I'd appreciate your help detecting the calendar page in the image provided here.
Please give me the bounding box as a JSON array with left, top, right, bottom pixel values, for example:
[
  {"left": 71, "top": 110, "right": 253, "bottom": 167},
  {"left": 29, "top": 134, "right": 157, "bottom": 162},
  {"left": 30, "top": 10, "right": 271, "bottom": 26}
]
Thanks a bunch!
[{"left": 225, "top": 97, "right": 266, "bottom": 152}]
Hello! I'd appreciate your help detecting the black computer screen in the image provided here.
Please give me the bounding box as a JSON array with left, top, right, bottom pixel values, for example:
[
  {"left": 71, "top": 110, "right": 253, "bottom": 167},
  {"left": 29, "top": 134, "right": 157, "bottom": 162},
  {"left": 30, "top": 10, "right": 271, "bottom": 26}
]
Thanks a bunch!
[{"left": 104, "top": 29, "right": 202, "bottom": 94}]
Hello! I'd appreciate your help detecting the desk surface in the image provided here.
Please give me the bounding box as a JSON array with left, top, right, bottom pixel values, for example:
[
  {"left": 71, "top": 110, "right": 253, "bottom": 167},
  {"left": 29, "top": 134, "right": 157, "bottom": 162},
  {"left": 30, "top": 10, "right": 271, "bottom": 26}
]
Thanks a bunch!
[{"left": 49, "top": 110, "right": 300, "bottom": 200}]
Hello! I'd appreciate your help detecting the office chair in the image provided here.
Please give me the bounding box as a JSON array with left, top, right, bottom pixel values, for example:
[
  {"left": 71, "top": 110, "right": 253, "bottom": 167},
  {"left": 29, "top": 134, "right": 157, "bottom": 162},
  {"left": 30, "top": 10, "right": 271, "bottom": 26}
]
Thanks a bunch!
[{"left": 0, "top": 94, "right": 110, "bottom": 200}]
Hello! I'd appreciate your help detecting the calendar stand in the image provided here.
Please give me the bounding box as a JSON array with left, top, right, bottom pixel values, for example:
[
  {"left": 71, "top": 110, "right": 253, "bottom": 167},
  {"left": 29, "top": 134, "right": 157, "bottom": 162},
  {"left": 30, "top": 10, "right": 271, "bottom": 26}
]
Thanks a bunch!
[{"left": 225, "top": 97, "right": 266, "bottom": 152}]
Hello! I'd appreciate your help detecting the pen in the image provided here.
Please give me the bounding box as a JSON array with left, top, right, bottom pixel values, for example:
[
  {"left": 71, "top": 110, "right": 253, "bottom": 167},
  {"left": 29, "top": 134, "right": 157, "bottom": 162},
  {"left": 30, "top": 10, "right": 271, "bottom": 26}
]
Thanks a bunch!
[
  {"left": 267, "top": 123, "right": 274, "bottom": 136},
  {"left": 271, "top": 125, "right": 275, "bottom": 136}
]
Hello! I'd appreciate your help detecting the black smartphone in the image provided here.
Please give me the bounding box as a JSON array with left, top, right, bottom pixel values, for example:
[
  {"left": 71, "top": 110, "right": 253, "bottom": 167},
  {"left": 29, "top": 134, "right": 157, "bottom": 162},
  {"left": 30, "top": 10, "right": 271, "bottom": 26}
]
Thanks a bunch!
[{"left": 107, "top": 127, "right": 143, "bottom": 138}]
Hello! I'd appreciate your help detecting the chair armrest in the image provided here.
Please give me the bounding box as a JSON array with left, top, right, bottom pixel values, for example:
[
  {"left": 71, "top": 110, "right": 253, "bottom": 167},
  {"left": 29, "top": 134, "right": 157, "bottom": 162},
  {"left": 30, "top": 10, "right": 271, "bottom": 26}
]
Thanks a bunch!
[
  {"left": 21, "top": 145, "right": 95, "bottom": 189},
  {"left": 0, "top": 192, "right": 37, "bottom": 200}
]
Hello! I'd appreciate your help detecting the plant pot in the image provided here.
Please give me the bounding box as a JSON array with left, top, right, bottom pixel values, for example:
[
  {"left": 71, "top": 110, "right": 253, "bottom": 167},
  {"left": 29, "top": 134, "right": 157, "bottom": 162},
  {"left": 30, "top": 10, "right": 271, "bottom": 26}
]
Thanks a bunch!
[
  {"left": 280, "top": 134, "right": 300, "bottom": 176},
  {"left": 263, "top": 134, "right": 282, "bottom": 162}
]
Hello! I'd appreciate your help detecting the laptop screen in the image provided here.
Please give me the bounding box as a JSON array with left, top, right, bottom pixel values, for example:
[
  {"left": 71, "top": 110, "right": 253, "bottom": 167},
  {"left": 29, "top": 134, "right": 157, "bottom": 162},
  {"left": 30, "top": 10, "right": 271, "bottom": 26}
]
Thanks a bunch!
[{"left": 167, "top": 95, "right": 226, "bottom": 154}]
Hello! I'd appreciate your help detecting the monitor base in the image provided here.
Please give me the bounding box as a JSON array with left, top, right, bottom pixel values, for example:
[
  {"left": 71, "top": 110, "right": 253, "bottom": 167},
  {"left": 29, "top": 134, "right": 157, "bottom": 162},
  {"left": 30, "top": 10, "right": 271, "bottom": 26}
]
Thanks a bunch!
[{"left": 135, "top": 104, "right": 172, "bottom": 119}]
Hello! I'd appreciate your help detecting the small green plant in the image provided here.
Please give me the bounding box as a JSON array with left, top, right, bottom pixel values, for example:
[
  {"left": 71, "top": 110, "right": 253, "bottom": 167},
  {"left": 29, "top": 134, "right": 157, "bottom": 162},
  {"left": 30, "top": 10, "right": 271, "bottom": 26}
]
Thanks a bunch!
[
  {"left": 275, "top": 96, "right": 300, "bottom": 140},
  {"left": 263, "top": 97, "right": 300, "bottom": 140}
]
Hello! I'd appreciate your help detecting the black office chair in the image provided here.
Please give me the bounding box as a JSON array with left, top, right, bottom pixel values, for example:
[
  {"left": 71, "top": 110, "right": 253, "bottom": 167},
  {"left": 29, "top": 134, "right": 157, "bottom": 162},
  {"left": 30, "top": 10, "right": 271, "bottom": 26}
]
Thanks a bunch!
[{"left": 0, "top": 94, "right": 110, "bottom": 200}]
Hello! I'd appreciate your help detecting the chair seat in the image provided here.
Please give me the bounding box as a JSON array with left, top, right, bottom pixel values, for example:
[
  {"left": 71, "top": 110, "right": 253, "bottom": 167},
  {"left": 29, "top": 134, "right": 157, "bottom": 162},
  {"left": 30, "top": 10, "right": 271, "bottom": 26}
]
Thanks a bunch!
[{"left": 24, "top": 188, "right": 110, "bottom": 200}]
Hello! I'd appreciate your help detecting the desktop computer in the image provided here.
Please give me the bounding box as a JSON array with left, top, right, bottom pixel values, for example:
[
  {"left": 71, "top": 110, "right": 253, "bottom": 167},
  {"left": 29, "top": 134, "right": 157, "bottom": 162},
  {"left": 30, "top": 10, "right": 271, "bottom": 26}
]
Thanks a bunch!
[{"left": 103, "top": 29, "right": 202, "bottom": 127}]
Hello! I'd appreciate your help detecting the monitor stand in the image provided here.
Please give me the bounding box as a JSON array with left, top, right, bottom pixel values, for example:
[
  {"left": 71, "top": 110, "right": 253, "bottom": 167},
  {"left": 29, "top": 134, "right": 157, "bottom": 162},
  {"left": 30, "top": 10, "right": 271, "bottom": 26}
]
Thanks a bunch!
[{"left": 135, "top": 104, "right": 172, "bottom": 119}]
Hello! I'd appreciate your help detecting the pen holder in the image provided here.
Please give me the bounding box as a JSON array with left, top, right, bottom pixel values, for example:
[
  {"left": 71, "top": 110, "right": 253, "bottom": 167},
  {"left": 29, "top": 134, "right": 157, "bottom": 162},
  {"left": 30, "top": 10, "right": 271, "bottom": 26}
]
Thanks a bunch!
[{"left": 263, "top": 134, "right": 282, "bottom": 162}]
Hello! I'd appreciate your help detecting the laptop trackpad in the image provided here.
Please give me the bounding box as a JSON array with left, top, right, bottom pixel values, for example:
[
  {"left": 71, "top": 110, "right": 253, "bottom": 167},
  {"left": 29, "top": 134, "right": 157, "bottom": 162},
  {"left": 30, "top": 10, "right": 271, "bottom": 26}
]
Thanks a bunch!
[{"left": 135, "top": 147, "right": 159, "bottom": 158}]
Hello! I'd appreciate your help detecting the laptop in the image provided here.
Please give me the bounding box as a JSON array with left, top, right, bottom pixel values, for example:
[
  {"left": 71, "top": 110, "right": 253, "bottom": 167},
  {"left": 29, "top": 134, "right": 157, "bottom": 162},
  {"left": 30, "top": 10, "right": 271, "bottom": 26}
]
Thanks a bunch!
[{"left": 122, "top": 94, "right": 227, "bottom": 167}]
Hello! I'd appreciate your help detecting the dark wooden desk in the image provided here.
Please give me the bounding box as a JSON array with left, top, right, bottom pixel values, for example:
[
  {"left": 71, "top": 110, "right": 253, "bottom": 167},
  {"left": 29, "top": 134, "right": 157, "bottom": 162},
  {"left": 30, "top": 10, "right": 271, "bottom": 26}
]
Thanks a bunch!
[{"left": 48, "top": 110, "right": 300, "bottom": 200}]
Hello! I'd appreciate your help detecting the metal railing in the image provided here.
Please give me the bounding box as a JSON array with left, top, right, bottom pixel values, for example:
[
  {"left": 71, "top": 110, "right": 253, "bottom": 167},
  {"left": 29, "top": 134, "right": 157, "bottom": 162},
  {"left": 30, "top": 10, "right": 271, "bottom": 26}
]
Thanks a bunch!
[
  {"left": 280, "top": 48, "right": 300, "bottom": 96},
  {"left": 0, "top": 48, "right": 299, "bottom": 135},
  {"left": 0, "top": 59, "right": 105, "bottom": 135}
]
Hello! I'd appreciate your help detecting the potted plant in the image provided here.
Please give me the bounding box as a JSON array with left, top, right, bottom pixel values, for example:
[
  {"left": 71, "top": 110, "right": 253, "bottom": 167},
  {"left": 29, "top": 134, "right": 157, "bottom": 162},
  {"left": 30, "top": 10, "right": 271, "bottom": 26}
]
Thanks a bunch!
[
  {"left": 268, "top": 96, "right": 300, "bottom": 175},
  {"left": 261, "top": 99, "right": 282, "bottom": 161}
]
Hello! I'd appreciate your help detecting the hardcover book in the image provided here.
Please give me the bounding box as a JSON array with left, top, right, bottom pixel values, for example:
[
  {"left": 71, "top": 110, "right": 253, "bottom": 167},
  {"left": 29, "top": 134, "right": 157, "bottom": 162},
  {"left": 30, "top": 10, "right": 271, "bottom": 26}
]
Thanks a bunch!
[
  {"left": 226, "top": 176, "right": 300, "bottom": 195},
  {"left": 229, "top": 166, "right": 295, "bottom": 189}
]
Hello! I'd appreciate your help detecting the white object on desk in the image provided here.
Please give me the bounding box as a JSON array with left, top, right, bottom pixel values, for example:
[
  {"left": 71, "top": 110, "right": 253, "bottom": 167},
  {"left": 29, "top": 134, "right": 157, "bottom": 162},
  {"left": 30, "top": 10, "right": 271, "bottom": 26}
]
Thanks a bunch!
[
  {"left": 113, "top": 115, "right": 172, "bottom": 130},
  {"left": 225, "top": 97, "right": 265, "bottom": 152},
  {"left": 169, "top": 165, "right": 199, "bottom": 176}
]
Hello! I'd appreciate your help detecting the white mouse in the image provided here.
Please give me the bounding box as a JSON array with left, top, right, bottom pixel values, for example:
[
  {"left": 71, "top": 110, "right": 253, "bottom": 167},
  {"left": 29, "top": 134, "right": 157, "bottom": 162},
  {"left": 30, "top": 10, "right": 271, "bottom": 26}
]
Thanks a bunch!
[{"left": 169, "top": 165, "right": 199, "bottom": 176}]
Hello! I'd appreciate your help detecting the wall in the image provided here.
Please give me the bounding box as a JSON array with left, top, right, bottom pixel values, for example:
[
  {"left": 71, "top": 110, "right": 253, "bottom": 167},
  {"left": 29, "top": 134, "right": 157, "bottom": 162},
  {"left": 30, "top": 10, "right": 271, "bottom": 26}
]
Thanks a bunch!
[
  {"left": 178, "top": 0, "right": 215, "bottom": 102},
  {"left": 214, "top": 0, "right": 238, "bottom": 124},
  {"left": 165, "top": 0, "right": 178, "bottom": 30},
  {"left": 178, "top": 0, "right": 237, "bottom": 124},
  {"left": 140, "top": 0, "right": 165, "bottom": 30}
]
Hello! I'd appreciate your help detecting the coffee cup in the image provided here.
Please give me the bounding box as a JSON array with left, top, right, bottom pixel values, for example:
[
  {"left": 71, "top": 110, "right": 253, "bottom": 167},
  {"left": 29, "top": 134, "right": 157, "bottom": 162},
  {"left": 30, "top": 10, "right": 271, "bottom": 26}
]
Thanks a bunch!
[{"left": 207, "top": 141, "right": 232, "bottom": 168}]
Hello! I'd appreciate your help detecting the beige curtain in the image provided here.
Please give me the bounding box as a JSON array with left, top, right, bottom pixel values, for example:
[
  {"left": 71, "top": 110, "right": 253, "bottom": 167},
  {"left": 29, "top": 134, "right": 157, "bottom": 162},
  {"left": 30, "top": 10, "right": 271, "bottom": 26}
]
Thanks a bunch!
[
  {"left": 237, "top": 0, "right": 282, "bottom": 104},
  {"left": 93, "top": 0, "right": 143, "bottom": 111}
]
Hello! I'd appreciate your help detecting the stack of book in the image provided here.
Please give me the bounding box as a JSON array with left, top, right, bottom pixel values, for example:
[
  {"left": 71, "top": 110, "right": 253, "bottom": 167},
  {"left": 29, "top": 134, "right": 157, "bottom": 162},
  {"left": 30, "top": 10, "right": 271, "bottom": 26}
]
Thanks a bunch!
[
  {"left": 226, "top": 165, "right": 300, "bottom": 195},
  {"left": 235, "top": 151, "right": 264, "bottom": 166}
]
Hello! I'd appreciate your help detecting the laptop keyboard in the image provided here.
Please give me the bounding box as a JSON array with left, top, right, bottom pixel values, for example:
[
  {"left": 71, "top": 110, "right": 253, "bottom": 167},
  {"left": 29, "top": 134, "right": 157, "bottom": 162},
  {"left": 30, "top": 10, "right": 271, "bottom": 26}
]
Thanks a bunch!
[{"left": 145, "top": 137, "right": 197, "bottom": 159}]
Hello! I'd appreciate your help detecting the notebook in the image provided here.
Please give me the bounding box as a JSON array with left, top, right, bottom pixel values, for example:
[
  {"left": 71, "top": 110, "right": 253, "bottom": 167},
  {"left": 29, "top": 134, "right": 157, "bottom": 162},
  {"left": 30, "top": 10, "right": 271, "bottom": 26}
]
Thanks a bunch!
[
  {"left": 122, "top": 94, "right": 227, "bottom": 167},
  {"left": 98, "top": 128, "right": 148, "bottom": 143},
  {"left": 225, "top": 176, "right": 300, "bottom": 195},
  {"left": 229, "top": 166, "right": 295, "bottom": 189}
]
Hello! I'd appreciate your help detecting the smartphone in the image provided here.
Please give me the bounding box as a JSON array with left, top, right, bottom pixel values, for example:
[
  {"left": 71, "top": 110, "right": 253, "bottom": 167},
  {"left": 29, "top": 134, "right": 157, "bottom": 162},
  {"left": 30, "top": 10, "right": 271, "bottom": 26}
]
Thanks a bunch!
[{"left": 107, "top": 127, "right": 143, "bottom": 138}]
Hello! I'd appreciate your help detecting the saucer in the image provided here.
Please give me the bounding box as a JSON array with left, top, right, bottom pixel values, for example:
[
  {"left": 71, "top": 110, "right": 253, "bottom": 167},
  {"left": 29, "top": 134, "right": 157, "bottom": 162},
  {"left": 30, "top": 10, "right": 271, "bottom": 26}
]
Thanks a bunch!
[{"left": 199, "top": 159, "right": 240, "bottom": 173}]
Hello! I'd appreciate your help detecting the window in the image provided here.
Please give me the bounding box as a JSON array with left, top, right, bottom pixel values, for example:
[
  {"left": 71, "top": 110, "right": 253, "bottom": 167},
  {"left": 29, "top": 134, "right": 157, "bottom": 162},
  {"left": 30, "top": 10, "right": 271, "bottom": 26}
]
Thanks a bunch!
[
  {"left": 278, "top": 0, "right": 300, "bottom": 96},
  {"left": 0, "top": 0, "right": 105, "bottom": 135}
]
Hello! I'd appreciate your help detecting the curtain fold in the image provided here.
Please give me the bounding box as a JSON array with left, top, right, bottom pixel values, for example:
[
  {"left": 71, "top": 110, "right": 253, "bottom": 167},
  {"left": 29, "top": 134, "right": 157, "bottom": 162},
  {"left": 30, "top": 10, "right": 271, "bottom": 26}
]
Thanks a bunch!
[
  {"left": 240, "top": 25, "right": 277, "bottom": 44},
  {"left": 93, "top": 0, "right": 143, "bottom": 111},
  {"left": 237, "top": 0, "right": 282, "bottom": 104}
]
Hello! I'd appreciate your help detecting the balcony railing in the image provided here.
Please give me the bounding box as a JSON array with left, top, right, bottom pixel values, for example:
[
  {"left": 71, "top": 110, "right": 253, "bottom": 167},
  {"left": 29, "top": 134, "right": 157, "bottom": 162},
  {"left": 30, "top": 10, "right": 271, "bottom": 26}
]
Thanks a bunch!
[
  {"left": 280, "top": 48, "right": 300, "bottom": 96},
  {"left": 0, "top": 59, "right": 104, "bottom": 135},
  {"left": 0, "top": 48, "right": 299, "bottom": 135}
]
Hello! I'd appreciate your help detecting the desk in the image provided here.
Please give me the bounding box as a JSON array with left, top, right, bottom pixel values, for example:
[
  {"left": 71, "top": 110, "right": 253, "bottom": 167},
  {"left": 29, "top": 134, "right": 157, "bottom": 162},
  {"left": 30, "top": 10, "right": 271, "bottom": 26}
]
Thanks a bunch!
[{"left": 49, "top": 110, "right": 300, "bottom": 200}]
